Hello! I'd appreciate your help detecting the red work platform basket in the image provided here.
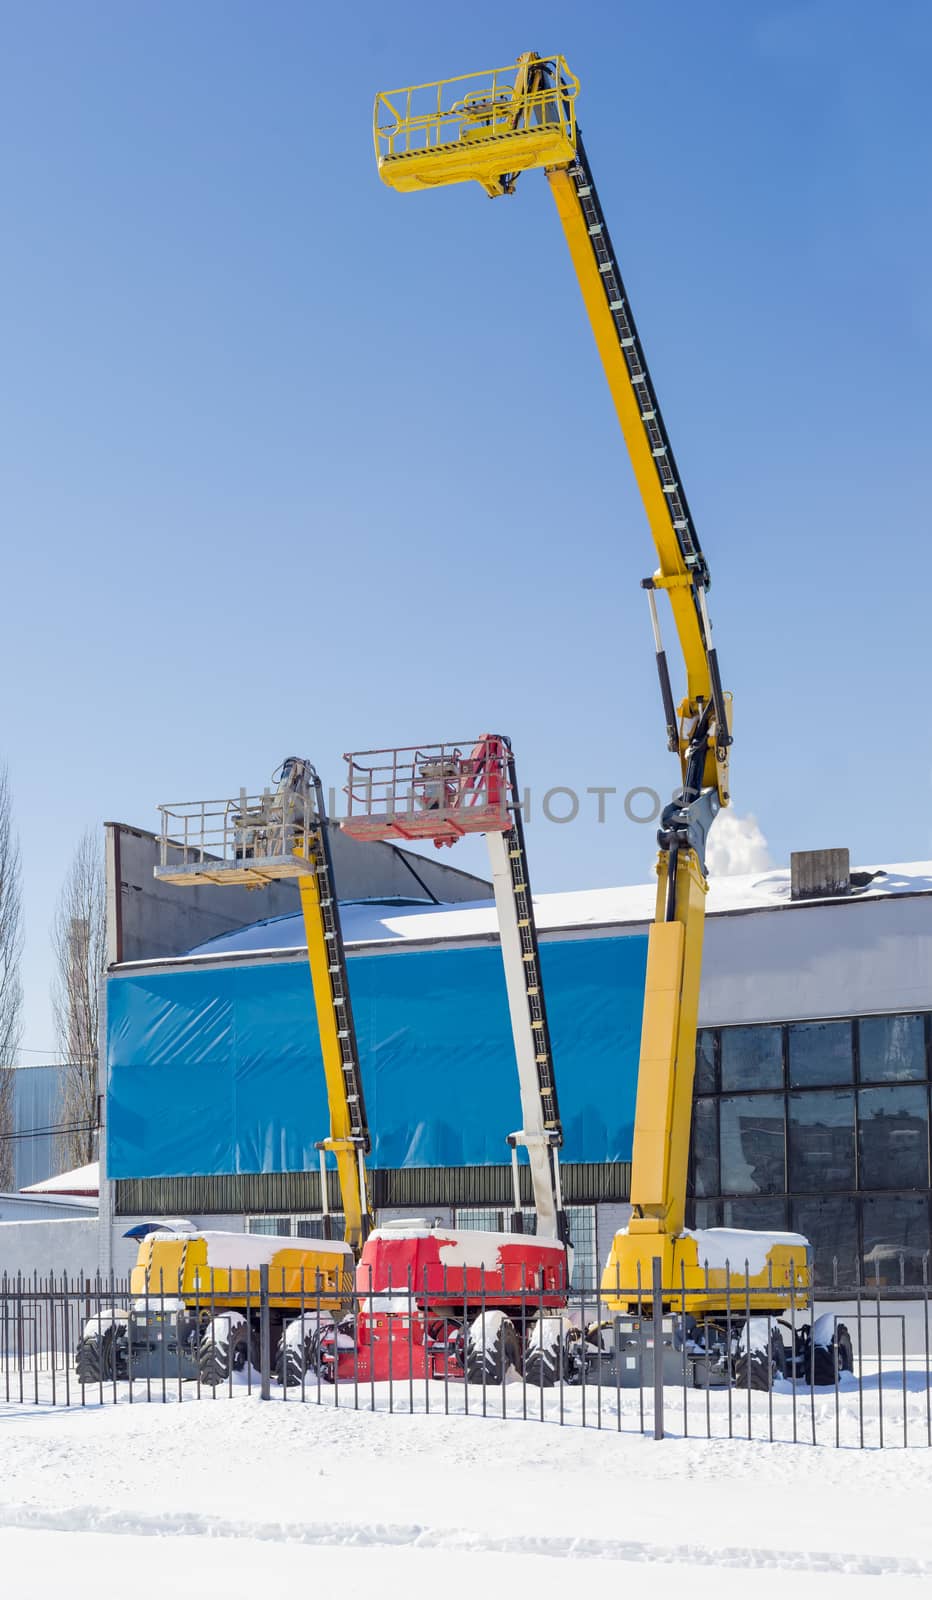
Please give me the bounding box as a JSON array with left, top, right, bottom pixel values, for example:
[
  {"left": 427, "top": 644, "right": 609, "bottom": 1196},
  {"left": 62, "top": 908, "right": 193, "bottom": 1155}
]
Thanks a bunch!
[{"left": 341, "top": 737, "right": 513, "bottom": 847}]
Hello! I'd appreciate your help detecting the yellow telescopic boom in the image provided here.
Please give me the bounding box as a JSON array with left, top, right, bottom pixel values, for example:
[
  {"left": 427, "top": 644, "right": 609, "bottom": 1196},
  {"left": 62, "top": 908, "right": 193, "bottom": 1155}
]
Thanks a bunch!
[
  {"left": 373, "top": 55, "right": 807, "bottom": 1313},
  {"left": 156, "top": 760, "right": 373, "bottom": 1254},
  {"left": 293, "top": 766, "right": 374, "bottom": 1252}
]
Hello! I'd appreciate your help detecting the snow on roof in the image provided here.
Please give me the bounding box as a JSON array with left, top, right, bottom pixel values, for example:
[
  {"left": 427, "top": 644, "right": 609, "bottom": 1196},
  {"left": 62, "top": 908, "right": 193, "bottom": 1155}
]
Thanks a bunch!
[
  {"left": 180, "top": 860, "right": 932, "bottom": 960},
  {"left": 22, "top": 1161, "right": 99, "bottom": 1196}
]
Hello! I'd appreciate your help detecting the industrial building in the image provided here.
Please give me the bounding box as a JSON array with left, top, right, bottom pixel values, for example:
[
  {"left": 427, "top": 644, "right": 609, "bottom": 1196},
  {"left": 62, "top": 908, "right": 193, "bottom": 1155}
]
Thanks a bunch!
[{"left": 101, "top": 833, "right": 932, "bottom": 1292}]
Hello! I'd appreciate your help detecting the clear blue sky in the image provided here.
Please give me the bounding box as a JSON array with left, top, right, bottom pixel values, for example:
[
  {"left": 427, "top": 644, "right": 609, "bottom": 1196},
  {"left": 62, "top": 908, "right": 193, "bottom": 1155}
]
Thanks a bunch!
[{"left": 3, "top": 1, "right": 930, "bottom": 1056}]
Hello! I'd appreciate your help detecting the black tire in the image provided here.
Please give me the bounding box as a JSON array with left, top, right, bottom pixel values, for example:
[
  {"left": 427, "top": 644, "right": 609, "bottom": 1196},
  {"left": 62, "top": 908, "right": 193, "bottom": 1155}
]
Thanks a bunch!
[
  {"left": 275, "top": 1324, "right": 328, "bottom": 1388},
  {"left": 524, "top": 1321, "right": 568, "bottom": 1388},
  {"left": 465, "top": 1314, "right": 522, "bottom": 1385},
  {"left": 524, "top": 1345, "right": 560, "bottom": 1388},
  {"left": 807, "top": 1323, "right": 854, "bottom": 1385},
  {"left": 734, "top": 1349, "right": 770, "bottom": 1390},
  {"left": 75, "top": 1325, "right": 127, "bottom": 1384},
  {"left": 275, "top": 1339, "right": 306, "bottom": 1389},
  {"left": 199, "top": 1315, "right": 250, "bottom": 1388},
  {"left": 735, "top": 1328, "right": 785, "bottom": 1391}
]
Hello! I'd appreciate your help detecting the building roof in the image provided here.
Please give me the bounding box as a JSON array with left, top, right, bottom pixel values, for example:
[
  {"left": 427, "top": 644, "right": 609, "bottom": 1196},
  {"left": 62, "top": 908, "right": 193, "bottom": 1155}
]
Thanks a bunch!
[
  {"left": 21, "top": 1161, "right": 100, "bottom": 1197},
  {"left": 165, "top": 859, "right": 932, "bottom": 961}
]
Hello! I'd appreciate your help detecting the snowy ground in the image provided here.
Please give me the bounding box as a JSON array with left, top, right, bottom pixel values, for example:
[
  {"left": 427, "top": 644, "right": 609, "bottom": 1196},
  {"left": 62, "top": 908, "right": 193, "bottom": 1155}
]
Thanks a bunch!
[{"left": 3, "top": 1378, "right": 932, "bottom": 1595}]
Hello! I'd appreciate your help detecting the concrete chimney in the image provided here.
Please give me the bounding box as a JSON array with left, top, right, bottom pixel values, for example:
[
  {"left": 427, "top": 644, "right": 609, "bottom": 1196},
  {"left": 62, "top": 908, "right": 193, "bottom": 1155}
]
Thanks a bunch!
[{"left": 790, "top": 848, "right": 851, "bottom": 902}]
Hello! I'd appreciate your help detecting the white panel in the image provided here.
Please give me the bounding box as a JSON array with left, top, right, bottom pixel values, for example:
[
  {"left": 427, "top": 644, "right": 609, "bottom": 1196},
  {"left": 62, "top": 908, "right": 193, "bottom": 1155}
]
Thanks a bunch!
[
  {"left": 0, "top": 1218, "right": 101, "bottom": 1278},
  {"left": 701, "top": 897, "right": 932, "bottom": 1026}
]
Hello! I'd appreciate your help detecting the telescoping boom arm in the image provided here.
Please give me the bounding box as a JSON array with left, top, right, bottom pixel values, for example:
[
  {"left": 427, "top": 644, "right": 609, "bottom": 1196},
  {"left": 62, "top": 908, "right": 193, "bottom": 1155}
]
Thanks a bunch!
[
  {"left": 155, "top": 759, "right": 373, "bottom": 1255},
  {"left": 460, "top": 736, "right": 569, "bottom": 1248},
  {"left": 372, "top": 55, "right": 732, "bottom": 1267},
  {"left": 286, "top": 761, "right": 374, "bottom": 1253},
  {"left": 341, "top": 735, "right": 570, "bottom": 1252}
]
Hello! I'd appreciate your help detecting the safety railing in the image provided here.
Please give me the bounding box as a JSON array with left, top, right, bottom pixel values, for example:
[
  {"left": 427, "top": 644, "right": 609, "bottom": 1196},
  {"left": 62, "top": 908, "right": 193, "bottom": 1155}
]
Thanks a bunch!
[
  {"left": 4, "top": 1264, "right": 931, "bottom": 1448},
  {"left": 156, "top": 791, "right": 317, "bottom": 881},
  {"left": 373, "top": 57, "right": 578, "bottom": 162},
  {"left": 342, "top": 741, "right": 512, "bottom": 844}
]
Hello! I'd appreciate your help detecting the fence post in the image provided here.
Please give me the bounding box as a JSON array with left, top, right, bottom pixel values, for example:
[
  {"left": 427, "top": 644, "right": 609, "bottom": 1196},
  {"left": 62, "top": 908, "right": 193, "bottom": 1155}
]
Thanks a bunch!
[
  {"left": 651, "top": 1256, "right": 664, "bottom": 1442},
  {"left": 259, "top": 1265, "right": 271, "bottom": 1401}
]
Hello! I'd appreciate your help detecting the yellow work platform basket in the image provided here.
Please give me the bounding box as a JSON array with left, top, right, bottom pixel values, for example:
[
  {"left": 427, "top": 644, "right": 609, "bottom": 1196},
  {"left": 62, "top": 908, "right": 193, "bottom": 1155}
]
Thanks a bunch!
[{"left": 374, "top": 55, "right": 579, "bottom": 196}]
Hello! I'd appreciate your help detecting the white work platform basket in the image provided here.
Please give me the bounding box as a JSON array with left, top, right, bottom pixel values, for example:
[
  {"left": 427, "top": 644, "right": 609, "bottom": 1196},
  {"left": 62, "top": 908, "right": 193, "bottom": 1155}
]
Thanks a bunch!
[
  {"left": 155, "top": 767, "right": 320, "bottom": 888},
  {"left": 341, "top": 738, "right": 514, "bottom": 847}
]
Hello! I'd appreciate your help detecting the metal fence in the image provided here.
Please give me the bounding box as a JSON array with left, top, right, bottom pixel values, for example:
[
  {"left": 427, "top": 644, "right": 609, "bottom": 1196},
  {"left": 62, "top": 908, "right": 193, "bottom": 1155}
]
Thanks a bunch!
[{"left": 2, "top": 1267, "right": 930, "bottom": 1449}]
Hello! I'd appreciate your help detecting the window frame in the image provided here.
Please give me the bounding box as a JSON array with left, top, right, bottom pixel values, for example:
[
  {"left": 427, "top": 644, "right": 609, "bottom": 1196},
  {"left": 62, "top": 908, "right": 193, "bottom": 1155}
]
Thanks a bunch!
[{"left": 690, "top": 1012, "right": 932, "bottom": 1287}]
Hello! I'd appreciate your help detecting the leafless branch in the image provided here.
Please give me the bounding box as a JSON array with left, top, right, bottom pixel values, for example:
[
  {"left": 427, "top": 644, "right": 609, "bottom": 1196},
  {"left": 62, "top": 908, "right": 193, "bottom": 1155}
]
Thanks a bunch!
[{"left": 52, "top": 828, "right": 105, "bottom": 1170}]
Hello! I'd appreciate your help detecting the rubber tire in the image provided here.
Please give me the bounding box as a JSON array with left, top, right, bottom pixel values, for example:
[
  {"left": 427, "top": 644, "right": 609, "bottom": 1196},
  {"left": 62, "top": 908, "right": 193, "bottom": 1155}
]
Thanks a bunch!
[
  {"left": 75, "top": 1326, "right": 126, "bottom": 1384},
  {"left": 809, "top": 1323, "right": 854, "bottom": 1385},
  {"left": 199, "top": 1317, "right": 250, "bottom": 1388},
  {"left": 275, "top": 1338, "right": 305, "bottom": 1389},
  {"left": 466, "top": 1315, "right": 522, "bottom": 1385},
  {"left": 524, "top": 1345, "right": 560, "bottom": 1388},
  {"left": 524, "top": 1325, "right": 567, "bottom": 1388},
  {"left": 275, "top": 1327, "right": 328, "bottom": 1388},
  {"left": 734, "top": 1349, "right": 770, "bottom": 1390},
  {"left": 735, "top": 1328, "right": 785, "bottom": 1391}
]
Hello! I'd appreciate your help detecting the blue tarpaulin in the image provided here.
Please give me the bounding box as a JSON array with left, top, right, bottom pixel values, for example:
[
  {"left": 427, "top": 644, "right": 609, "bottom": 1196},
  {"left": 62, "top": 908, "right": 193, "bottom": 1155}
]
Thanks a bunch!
[{"left": 106, "top": 935, "right": 648, "bottom": 1178}]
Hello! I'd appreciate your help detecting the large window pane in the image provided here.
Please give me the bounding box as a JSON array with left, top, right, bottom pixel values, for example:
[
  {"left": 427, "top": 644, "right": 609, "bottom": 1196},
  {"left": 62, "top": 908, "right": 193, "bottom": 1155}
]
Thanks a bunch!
[
  {"left": 788, "top": 1021, "right": 853, "bottom": 1087},
  {"left": 695, "top": 1029, "right": 717, "bottom": 1095},
  {"left": 692, "top": 1098, "right": 719, "bottom": 1197},
  {"left": 788, "top": 1090, "right": 856, "bottom": 1192},
  {"left": 563, "top": 1206, "right": 597, "bottom": 1291},
  {"left": 722, "top": 1196, "right": 788, "bottom": 1233},
  {"left": 858, "top": 1086, "right": 929, "bottom": 1190},
  {"left": 246, "top": 1216, "right": 291, "bottom": 1236},
  {"left": 295, "top": 1213, "right": 346, "bottom": 1240},
  {"left": 691, "top": 1199, "right": 723, "bottom": 1229},
  {"left": 720, "top": 1026, "right": 784, "bottom": 1091},
  {"left": 455, "top": 1208, "right": 507, "bottom": 1231},
  {"left": 792, "top": 1196, "right": 858, "bottom": 1287},
  {"left": 720, "top": 1095, "right": 785, "bottom": 1195},
  {"left": 862, "top": 1194, "right": 931, "bottom": 1287},
  {"left": 859, "top": 1014, "right": 927, "bottom": 1083}
]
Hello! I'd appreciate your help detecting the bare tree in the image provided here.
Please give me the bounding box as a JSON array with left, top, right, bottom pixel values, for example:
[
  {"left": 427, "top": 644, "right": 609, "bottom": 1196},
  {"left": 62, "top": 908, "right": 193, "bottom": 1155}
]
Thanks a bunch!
[
  {"left": 52, "top": 828, "right": 106, "bottom": 1170},
  {"left": 0, "top": 767, "right": 23, "bottom": 1190}
]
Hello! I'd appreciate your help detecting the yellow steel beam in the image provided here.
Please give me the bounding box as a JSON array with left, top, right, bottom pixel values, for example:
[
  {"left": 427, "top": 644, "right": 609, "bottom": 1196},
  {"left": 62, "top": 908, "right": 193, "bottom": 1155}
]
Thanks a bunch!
[
  {"left": 627, "top": 847, "right": 708, "bottom": 1237},
  {"left": 546, "top": 166, "right": 711, "bottom": 715},
  {"left": 296, "top": 869, "right": 371, "bottom": 1253}
]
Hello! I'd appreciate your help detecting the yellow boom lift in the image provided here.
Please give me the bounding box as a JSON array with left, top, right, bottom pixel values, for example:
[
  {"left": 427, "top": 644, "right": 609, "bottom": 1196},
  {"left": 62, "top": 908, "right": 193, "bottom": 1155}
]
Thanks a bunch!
[
  {"left": 77, "top": 760, "right": 369, "bottom": 1389},
  {"left": 155, "top": 757, "right": 374, "bottom": 1253},
  {"left": 371, "top": 54, "right": 849, "bottom": 1386}
]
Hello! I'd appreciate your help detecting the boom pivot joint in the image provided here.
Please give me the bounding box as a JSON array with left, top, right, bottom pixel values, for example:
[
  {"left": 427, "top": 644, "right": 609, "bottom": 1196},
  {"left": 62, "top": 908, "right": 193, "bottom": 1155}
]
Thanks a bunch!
[{"left": 657, "top": 788, "right": 720, "bottom": 879}]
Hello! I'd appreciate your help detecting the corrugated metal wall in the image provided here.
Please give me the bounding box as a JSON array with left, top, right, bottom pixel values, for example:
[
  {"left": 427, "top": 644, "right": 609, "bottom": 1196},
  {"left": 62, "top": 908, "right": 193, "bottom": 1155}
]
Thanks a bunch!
[
  {"left": 11, "top": 1066, "right": 66, "bottom": 1190},
  {"left": 114, "top": 1162, "right": 631, "bottom": 1217}
]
